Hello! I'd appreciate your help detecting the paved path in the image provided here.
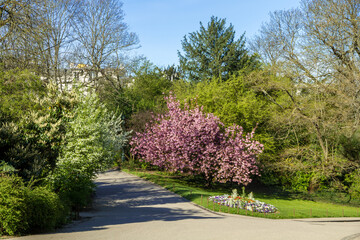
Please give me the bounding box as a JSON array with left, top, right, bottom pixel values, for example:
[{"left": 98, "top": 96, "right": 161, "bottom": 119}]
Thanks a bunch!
[{"left": 16, "top": 170, "right": 360, "bottom": 240}]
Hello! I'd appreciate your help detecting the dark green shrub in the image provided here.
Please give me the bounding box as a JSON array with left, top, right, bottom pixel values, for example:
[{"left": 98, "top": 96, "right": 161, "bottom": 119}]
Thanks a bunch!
[
  {"left": 339, "top": 131, "right": 360, "bottom": 163},
  {"left": 121, "top": 154, "right": 149, "bottom": 170},
  {"left": 0, "top": 82, "right": 79, "bottom": 182},
  {"left": 0, "top": 175, "right": 27, "bottom": 236},
  {"left": 25, "top": 187, "right": 69, "bottom": 233},
  {"left": 0, "top": 175, "right": 69, "bottom": 236},
  {"left": 56, "top": 171, "right": 95, "bottom": 213},
  {"left": 127, "top": 110, "right": 155, "bottom": 133},
  {"left": 0, "top": 68, "right": 46, "bottom": 122},
  {"left": 345, "top": 170, "right": 360, "bottom": 200}
]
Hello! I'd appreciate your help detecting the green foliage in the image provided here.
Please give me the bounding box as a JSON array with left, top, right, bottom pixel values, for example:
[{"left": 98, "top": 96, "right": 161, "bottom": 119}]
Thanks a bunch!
[
  {"left": 0, "top": 161, "right": 15, "bottom": 173},
  {"left": 345, "top": 170, "right": 360, "bottom": 200},
  {"left": 54, "top": 169, "right": 95, "bottom": 212},
  {"left": 127, "top": 110, "right": 154, "bottom": 133},
  {"left": 289, "top": 171, "right": 314, "bottom": 193},
  {"left": 0, "top": 175, "right": 27, "bottom": 236},
  {"left": 0, "top": 175, "right": 68, "bottom": 236},
  {"left": 191, "top": 76, "right": 269, "bottom": 130},
  {"left": 25, "top": 186, "right": 68, "bottom": 233},
  {"left": 48, "top": 92, "right": 130, "bottom": 210},
  {"left": 0, "top": 68, "right": 50, "bottom": 180},
  {"left": 179, "top": 16, "right": 260, "bottom": 82},
  {"left": 98, "top": 60, "right": 173, "bottom": 121},
  {"left": 173, "top": 74, "right": 276, "bottom": 153},
  {"left": 0, "top": 68, "right": 45, "bottom": 122},
  {"left": 339, "top": 130, "right": 360, "bottom": 164},
  {"left": 60, "top": 92, "right": 129, "bottom": 173},
  {"left": 0, "top": 121, "right": 44, "bottom": 180},
  {"left": 0, "top": 82, "right": 78, "bottom": 181},
  {"left": 20, "top": 82, "right": 79, "bottom": 172},
  {"left": 126, "top": 60, "right": 172, "bottom": 114}
]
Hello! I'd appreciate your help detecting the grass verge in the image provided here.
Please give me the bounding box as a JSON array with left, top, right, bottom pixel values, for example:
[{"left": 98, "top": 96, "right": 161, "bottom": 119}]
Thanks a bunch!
[{"left": 122, "top": 168, "right": 360, "bottom": 219}]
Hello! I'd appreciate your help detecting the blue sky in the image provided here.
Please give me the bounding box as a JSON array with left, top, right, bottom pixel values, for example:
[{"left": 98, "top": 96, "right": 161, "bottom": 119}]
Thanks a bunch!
[{"left": 121, "top": 0, "right": 301, "bottom": 67}]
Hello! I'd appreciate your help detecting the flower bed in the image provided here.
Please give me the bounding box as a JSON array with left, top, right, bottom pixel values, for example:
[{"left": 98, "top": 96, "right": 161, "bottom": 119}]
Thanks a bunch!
[{"left": 209, "top": 189, "right": 277, "bottom": 213}]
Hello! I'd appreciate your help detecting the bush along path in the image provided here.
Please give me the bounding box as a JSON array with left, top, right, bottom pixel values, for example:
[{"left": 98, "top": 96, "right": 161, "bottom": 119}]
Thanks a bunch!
[
  {"left": 0, "top": 88, "right": 130, "bottom": 237},
  {"left": 123, "top": 169, "right": 360, "bottom": 219}
]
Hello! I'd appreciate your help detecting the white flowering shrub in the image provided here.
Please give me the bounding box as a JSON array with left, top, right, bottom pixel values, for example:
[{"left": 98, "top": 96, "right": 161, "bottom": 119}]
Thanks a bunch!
[{"left": 48, "top": 92, "right": 130, "bottom": 210}]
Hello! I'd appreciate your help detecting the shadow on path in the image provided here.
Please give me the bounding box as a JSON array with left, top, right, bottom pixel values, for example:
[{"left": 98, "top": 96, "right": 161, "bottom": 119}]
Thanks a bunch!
[{"left": 57, "top": 170, "right": 221, "bottom": 234}]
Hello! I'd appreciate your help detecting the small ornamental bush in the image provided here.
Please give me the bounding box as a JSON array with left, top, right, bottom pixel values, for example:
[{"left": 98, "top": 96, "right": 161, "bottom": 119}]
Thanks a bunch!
[
  {"left": 0, "top": 175, "right": 27, "bottom": 236},
  {"left": 345, "top": 169, "right": 360, "bottom": 200},
  {"left": 0, "top": 175, "right": 68, "bottom": 236},
  {"left": 131, "top": 94, "right": 263, "bottom": 185},
  {"left": 25, "top": 187, "right": 68, "bottom": 233}
]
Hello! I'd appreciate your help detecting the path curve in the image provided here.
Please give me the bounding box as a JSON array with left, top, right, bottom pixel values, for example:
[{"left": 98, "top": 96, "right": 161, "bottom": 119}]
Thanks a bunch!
[{"left": 16, "top": 170, "right": 360, "bottom": 240}]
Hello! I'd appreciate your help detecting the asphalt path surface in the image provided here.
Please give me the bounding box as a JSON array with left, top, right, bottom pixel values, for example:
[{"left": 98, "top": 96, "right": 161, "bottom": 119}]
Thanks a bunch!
[{"left": 15, "top": 170, "right": 360, "bottom": 240}]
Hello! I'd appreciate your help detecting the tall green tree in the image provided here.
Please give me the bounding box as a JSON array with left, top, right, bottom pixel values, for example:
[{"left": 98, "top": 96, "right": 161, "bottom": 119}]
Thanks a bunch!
[
  {"left": 127, "top": 60, "right": 172, "bottom": 112},
  {"left": 178, "top": 16, "right": 259, "bottom": 82}
]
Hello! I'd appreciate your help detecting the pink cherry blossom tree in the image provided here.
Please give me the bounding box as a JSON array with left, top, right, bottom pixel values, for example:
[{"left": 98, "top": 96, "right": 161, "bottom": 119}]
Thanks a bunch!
[{"left": 130, "top": 94, "right": 263, "bottom": 185}]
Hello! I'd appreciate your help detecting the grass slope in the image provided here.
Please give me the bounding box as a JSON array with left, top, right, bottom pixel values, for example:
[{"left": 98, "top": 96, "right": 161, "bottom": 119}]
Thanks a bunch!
[{"left": 122, "top": 168, "right": 360, "bottom": 219}]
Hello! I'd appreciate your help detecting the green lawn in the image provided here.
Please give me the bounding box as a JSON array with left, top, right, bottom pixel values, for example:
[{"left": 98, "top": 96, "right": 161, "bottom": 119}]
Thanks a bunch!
[{"left": 122, "top": 168, "right": 360, "bottom": 219}]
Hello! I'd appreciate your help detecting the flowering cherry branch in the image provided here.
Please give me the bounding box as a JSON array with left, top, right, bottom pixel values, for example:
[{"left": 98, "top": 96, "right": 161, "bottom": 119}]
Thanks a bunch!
[{"left": 130, "top": 93, "right": 263, "bottom": 185}]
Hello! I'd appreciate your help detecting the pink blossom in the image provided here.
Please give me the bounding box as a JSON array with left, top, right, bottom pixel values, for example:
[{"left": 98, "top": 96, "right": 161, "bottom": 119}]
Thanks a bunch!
[{"left": 130, "top": 94, "right": 263, "bottom": 185}]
